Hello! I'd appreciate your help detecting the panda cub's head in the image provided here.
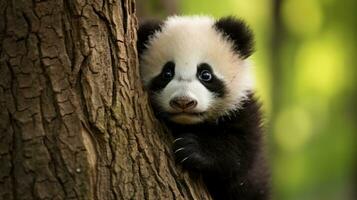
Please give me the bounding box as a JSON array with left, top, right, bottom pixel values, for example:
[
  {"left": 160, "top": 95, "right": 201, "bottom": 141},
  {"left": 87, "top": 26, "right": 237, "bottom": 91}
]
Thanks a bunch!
[{"left": 138, "top": 16, "right": 255, "bottom": 124}]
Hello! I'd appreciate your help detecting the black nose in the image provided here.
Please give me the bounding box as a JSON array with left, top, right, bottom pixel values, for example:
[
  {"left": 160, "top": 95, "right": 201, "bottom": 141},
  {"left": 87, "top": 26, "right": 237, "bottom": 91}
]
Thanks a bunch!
[{"left": 170, "top": 96, "right": 197, "bottom": 110}]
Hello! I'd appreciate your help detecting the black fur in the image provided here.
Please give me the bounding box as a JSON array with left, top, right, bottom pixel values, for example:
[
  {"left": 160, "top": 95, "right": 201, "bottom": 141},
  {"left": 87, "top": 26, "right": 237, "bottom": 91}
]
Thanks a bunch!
[
  {"left": 214, "top": 16, "right": 255, "bottom": 59},
  {"left": 197, "top": 63, "right": 226, "bottom": 97},
  {"left": 137, "top": 20, "right": 163, "bottom": 55},
  {"left": 149, "top": 61, "right": 175, "bottom": 91},
  {"left": 166, "top": 94, "right": 269, "bottom": 200}
]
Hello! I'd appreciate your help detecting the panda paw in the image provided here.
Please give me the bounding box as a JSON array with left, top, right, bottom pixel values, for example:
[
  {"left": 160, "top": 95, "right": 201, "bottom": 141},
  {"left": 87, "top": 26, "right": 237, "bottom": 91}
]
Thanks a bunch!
[{"left": 172, "top": 134, "right": 212, "bottom": 170}]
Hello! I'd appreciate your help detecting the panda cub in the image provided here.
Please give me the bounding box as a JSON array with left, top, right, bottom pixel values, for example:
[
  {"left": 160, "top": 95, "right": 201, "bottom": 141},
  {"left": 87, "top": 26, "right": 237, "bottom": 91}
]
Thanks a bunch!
[{"left": 137, "top": 16, "right": 269, "bottom": 200}]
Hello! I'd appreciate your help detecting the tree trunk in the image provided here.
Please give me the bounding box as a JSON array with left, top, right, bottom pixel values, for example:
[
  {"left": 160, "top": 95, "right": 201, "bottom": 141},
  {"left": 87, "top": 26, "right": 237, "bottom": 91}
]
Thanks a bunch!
[{"left": 0, "top": 0, "right": 211, "bottom": 199}]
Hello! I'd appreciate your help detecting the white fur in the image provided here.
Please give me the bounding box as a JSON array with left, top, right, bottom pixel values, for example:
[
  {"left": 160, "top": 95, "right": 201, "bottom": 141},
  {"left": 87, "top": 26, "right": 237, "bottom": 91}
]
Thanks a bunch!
[
  {"left": 140, "top": 16, "right": 254, "bottom": 124},
  {"left": 155, "top": 79, "right": 214, "bottom": 113}
]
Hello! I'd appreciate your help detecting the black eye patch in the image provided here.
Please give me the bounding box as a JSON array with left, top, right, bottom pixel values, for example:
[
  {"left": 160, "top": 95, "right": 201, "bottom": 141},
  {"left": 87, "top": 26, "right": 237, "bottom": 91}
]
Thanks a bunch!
[
  {"left": 197, "top": 63, "right": 226, "bottom": 97},
  {"left": 149, "top": 61, "right": 175, "bottom": 92}
]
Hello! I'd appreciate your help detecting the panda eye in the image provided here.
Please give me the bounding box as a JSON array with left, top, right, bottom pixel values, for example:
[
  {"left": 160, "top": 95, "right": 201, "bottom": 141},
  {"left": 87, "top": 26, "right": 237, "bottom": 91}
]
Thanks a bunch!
[
  {"left": 162, "top": 69, "right": 173, "bottom": 79},
  {"left": 199, "top": 70, "right": 213, "bottom": 82},
  {"left": 161, "top": 61, "right": 175, "bottom": 80}
]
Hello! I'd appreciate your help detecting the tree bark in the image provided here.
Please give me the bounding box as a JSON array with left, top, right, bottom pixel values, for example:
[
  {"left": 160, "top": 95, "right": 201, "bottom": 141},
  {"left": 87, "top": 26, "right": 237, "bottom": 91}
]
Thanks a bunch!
[{"left": 0, "top": 0, "right": 211, "bottom": 199}]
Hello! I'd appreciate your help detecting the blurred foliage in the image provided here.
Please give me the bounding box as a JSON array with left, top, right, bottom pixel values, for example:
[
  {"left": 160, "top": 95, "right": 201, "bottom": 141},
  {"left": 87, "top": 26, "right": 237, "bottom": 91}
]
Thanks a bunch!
[{"left": 137, "top": 0, "right": 357, "bottom": 199}]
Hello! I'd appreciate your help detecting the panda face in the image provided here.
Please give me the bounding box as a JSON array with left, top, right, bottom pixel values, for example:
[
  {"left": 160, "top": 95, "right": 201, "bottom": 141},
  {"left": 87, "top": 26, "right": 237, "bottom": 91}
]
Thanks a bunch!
[
  {"left": 139, "top": 16, "right": 254, "bottom": 124},
  {"left": 148, "top": 61, "right": 226, "bottom": 124}
]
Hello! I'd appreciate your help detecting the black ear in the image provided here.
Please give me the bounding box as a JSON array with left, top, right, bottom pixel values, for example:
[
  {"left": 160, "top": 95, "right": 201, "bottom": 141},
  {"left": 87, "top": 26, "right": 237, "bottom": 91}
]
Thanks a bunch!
[
  {"left": 214, "top": 16, "right": 255, "bottom": 59},
  {"left": 137, "top": 20, "right": 163, "bottom": 55}
]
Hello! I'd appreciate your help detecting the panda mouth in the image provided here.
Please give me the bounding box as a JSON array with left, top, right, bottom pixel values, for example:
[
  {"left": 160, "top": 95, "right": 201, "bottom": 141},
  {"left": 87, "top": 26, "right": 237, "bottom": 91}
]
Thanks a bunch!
[
  {"left": 165, "top": 112, "right": 206, "bottom": 124},
  {"left": 169, "top": 112, "right": 205, "bottom": 116}
]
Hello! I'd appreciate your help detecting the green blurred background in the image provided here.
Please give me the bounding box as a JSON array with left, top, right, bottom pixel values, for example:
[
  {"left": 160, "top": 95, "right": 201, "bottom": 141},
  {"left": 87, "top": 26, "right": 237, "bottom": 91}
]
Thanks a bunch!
[{"left": 137, "top": 0, "right": 357, "bottom": 199}]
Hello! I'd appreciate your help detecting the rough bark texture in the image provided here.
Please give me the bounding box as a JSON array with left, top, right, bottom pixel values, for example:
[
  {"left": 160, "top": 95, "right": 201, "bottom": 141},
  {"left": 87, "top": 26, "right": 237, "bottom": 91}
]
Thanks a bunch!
[{"left": 0, "top": 0, "right": 211, "bottom": 199}]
